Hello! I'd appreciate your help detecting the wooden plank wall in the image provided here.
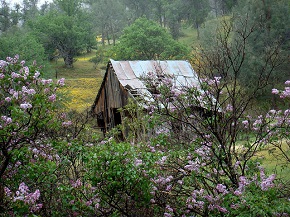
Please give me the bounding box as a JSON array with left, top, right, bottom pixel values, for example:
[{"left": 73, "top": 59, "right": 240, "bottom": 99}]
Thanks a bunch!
[{"left": 94, "top": 67, "right": 129, "bottom": 132}]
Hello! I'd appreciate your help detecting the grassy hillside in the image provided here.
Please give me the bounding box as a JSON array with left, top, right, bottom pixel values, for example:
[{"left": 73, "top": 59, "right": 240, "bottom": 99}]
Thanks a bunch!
[{"left": 51, "top": 51, "right": 106, "bottom": 112}]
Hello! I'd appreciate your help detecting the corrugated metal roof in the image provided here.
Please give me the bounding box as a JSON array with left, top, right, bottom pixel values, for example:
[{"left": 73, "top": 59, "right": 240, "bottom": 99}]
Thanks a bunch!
[{"left": 110, "top": 59, "right": 199, "bottom": 91}]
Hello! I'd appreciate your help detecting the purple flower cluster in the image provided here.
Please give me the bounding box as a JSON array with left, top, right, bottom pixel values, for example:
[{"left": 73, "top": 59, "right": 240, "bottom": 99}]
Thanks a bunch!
[
  {"left": 272, "top": 80, "right": 290, "bottom": 98},
  {"left": 5, "top": 182, "right": 42, "bottom": 213},
  {"left": 1, "top": 115, "right": 12, "bottom": 125},
  {"left": 134, "top": 159, "right": 143, "bottom": 166},
  {"left": 28, "top": 144, "right": 59, "bottom": 162},
  {"left": 186, "top": 189, "right": 205, "bottom": 211},
  {"left": 57, "top": 78, "right": 65, "bottom": 86},
  {"left": 164, "top": 204, "right": 174, "bottom": 217},
  {"left": 184, "top": 158, "right": 202, "bottom": 172},
  {"left": 259, "top": 167, "right": 276, "bottom": 191},
  {"left": 71, "top": 178, "right": 82, "bottom": 188},
  {"left": 62, "top": 120, "right": 72, "bottom": 127},
  {"left": 20, "top": 103, "right": 32, "bottom": 110}
]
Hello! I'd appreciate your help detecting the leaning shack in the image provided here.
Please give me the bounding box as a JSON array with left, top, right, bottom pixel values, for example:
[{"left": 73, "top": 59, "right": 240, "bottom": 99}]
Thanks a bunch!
[{"left": 91, "top": 59, "right": 200, "bottom": 134}]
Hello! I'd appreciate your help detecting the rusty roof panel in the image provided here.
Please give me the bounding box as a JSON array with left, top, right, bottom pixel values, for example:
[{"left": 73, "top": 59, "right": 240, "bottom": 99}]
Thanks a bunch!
[
  {"left": 110, "top": 59, "right": 199, "bottom": 90},
  {"left": 119, "top": 78, "right": 146, "bottom": 90},
  {"left": 120, "top": 61, "right": 136, "bottom": 79},
  {"left": 138, "top": 61, "right": 155, "bottom": 76},
  {"left": 111, "top": 61, "right": 128, "bottom": 80},
  {"left": 128, "top": 60, "right": 145, "bottom": 77}
]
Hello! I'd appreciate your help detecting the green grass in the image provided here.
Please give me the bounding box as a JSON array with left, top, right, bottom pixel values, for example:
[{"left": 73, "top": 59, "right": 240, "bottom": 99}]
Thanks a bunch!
[
  {"left": 50, "top": 51, "right": 106, "bottom": 112},
  {"left": 179, "top": 26, "right": 199, "bottom": 48},
  {"left": 257, "top": 144, "right": 290, "bottom": 180},
  {"left": 52, "top": 52, "right": 105, "bottom": 79}
]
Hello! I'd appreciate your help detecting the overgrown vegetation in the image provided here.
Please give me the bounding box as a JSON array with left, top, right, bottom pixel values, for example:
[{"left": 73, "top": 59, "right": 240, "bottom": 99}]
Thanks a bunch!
[{"left": 1, "top": 0, "right": 289, "bottom": 216}]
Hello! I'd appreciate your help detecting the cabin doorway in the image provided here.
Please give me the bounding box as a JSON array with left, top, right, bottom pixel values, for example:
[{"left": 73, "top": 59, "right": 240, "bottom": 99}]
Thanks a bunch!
[{"left": 113, "top": 108, "right": 122, "bottom": 126}]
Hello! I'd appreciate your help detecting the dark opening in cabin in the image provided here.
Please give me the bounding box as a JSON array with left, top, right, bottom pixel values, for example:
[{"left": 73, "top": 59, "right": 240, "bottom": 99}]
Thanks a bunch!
[{"left": 113, "top": 108, "right": 122, "bottom": 126}]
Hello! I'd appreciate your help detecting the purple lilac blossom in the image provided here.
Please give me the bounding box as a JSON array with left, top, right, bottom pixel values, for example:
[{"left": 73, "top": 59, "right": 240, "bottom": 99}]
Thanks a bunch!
[
  {"left": 134, "top": 159, "right": 143, "bottom": 166},
  {"left": 57, "top": 78, "right": 65, "bottom": 86},
  {"left": 20, "top": 103, "right": 32, "bottom": 110},
  {"left": 272, "top": 88, "right": 279, "bottom": 94},
  {"left": 48, "top": 94, "right": 56, "bottom": 102}
]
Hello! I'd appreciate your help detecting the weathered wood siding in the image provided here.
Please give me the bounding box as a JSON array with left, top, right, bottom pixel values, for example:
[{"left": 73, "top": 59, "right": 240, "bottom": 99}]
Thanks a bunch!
[{"left": 93, "top": 64, "right": 129, "bottom": 131}]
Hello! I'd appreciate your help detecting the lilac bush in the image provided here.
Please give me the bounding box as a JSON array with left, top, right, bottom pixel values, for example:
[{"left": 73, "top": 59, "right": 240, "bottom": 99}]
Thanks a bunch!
[
  {"left": 4, "top": 182, "right": 42, "bottom": 213},
  {"left": 0, "top": 55, "right": 65, "bottom": 214},
  {"left": 139, "top": 70, "right": 290, "bottom": 216},
  {"left": 133, "top": 17, "right": 289, "bottom": 215}
]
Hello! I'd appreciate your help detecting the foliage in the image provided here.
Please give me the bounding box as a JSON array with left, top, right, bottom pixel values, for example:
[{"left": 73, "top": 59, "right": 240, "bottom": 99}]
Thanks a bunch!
[
  {"left": 0, "top": 0, "right": 12, "bottom": 32},
  {"left": 134, "top": 64, "right": 290, "bottom": 216},
  {"left": 231, "top": 0, "right": 290, "bottom": 102},
  {"left": 0, "top": 27, "right": 46, "bottom": 65},
  {"left": 112, "top": 17, "right": 189, "bottom": 60},
  {"left": 198, "top": 9, "right": 287, "bottom": 110},
  {"left": 1, "top": 46, "right": 289, "bottom": 217},
  {"left": 0, "top": 55, "right": 151, "bottom": 216},
  {"left": 1, "top": 0, "right": 290, "bottom": 216},
  {"left": 89, "top": 0, "right": 127, "bottom": 46},
  {"left": 182, "top": 0, "right": 210, "bottom": 37},
  {"left": 127, "top": 10, "right": 290, "bottom": 215},
  {"left": 0, "top": 54, "right": 65, "bottom": 214},
  {"left": 87, "top": 139, "right": 157, "bottom": 216},
  {"left": 29, "top": 2, "right": 95, "bottom": 68}
]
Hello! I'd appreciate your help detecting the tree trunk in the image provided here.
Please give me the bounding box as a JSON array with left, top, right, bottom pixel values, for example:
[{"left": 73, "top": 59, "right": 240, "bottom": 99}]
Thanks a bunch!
[
  {"left": 64, "top": 54, "right": 74, "bottom": 68},
  {"left": 106, "top": 31, "right": 110, "bottom": 45},
  {"left": 109, "top": 20, "right": 116, "bottom": 46},
  {"left": 196, "top": 20, "right": 200, "bottom": 39},
  {"left": 112, "top": 32, "right": 116, "bottom": 46},
  {"left": 101, "top": 25, "right": 105, "bottom": 46},
  {"left": 214, "top": 0, "right": 218, "bottom": 17},
  {"left": 0, "top": 148, "right": 10, "bottom": 178}
]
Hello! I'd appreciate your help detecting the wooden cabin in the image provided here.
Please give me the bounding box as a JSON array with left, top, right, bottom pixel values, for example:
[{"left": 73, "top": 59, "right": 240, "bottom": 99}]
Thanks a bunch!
[{"left": 91, "top": 59, "right": 200, "bottom": 136}]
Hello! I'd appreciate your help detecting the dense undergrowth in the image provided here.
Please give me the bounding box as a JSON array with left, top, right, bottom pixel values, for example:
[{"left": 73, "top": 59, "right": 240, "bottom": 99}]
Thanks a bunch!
[{"left": 1, "top": 15, "right": 290, "bottom": 216}]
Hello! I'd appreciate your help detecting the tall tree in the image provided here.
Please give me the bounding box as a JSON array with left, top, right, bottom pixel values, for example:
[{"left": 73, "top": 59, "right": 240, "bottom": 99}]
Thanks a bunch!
[
  {"left": 22, "top": 0, "right": 39, "bottom": 23},
  {"left": 10, "top": 3, "right": 21, "bottom": 26},
  {"left": 232, "top": 0, "right": 290, "bottom": 105},
  {"left": 113, "top": 17, "right": 189, "bottom": 60},
  {"left": 55, "top": 0, "right": 82, "bottom": 16},
  {"left": 150, "top": 0, "right": 168, "bottom": 27},
  {"left": 211, "top": 0, "right": 238, "bottom": 16},
  {"left": 121, "top": 0, "right": 153, "bottom": 21},
  {"left": 0, "top": 0, "right": 11, "bottom": 32},
  {"left": 182, "top": 0, "right": 210, "bottom": 39},
  {"left": 199, "top": 0, "right": 289, "bottom": 108},
  {"left": 30, "top": 0, "right": 95, "bottom": 68},
  {"left": 90, "top": 0, "right": 127, "bottom": 46},
  {"left": 165, "top": 0, "right": 185, "bottom": 39},
  {"left": 39, "top": 1, "right": 51, "bottom": 15}
]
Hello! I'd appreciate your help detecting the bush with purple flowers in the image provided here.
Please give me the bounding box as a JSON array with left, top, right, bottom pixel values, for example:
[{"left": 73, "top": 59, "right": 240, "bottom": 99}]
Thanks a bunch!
[
  {"left": 131, "top": 69, "right": 290, "bottom": 216},
  {"left": 0, "top": 55, "right": 65, "bottom": 215},
  {"left": 0, "top": 15, "right": 289, "bottom": 216},
  {"left": 120, "top": 15, "right": 290, "bottom": 216}
]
